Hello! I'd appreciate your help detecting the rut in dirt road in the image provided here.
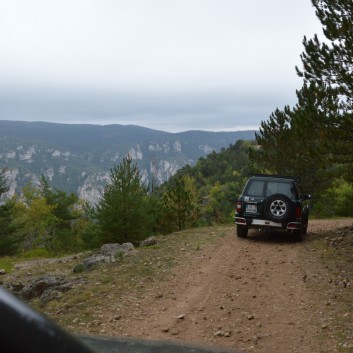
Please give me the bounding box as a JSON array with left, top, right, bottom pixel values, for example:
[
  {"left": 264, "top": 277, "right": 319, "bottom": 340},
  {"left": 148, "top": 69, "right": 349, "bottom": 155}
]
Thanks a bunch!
[{"left": 109, "top": 224, "right": 343, "bottom": 353}]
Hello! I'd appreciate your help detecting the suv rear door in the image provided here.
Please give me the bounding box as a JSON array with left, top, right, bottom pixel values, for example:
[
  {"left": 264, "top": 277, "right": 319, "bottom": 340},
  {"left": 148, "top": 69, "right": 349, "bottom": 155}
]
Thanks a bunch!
[{"left": 241, "top": 179, "right": 265, "bottom": 218}]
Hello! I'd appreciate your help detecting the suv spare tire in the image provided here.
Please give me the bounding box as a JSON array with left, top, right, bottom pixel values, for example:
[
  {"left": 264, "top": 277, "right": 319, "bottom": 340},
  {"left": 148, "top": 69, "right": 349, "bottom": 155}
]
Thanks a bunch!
[{"left": 264, "top": 194, "right": 293, "bottom": 222}]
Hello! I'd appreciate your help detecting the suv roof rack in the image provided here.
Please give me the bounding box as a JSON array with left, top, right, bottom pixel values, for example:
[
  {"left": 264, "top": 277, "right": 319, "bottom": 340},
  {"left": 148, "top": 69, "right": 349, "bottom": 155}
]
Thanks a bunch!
[{"left": 251, "top": 174, "right": 301, "bottom": 182}]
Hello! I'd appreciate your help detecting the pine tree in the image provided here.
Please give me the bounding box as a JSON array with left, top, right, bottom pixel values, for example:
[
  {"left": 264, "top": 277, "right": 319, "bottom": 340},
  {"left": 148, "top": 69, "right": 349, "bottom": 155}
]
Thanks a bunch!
[
  {"left": 252, "top": 107, "right": 293, "bottom": 175},
  {"left": 296, "top": 0, "right": 353, "bottom": 181},
  {"left": 0, "top": 169, "right": 18, "bottom": 254},
  {"left": 297, "top": 0, "right": 353, "bottom": 108},
  {"left": 251, "top": 83, "right": 335, "bottom": 198},
  {"left": 162, "top": 175, "right": 198, "bottom": 232},
  {"left": 97, "top": 157, "right": 151, "bottom": 244}
]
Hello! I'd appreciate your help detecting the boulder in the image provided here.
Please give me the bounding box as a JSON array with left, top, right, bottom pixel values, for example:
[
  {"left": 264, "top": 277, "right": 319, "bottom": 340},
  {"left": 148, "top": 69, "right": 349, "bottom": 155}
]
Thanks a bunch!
[
  {"left": 100, "top": 243, "right": 134, "bottom": 257},
  {"left": 19, "top": 275, "right": 80, "bottom": 305},
  {"left": 82, "top": 254, "right": 109, "bottom": 271},
  {"left": 73, "top": 242, "right": 135, "bottom": 272},
  {"left": 22, "top": 276, "right": 65, "bottom": 300},
  {"left": 140, "top": 236, "right": 158, "bottom": 247}
]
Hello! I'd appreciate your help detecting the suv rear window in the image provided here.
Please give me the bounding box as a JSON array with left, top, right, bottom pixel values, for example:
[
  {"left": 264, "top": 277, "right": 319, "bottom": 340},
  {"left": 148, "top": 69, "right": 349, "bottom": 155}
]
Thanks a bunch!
[
  {"left": 246, "top": 180, "right": 265, "bottom": 196},
  {"left": 266, "top": 181, "right": 295, "bottom": 198},
  {"left": 245, "top": 179, "right": 296, "bottom": 199}
]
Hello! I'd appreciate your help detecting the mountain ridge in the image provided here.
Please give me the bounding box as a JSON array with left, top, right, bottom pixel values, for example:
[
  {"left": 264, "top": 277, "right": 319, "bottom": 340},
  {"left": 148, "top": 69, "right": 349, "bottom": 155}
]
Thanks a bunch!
[{"left": 0, "top": 120, "right": 256, "bottom": 204}]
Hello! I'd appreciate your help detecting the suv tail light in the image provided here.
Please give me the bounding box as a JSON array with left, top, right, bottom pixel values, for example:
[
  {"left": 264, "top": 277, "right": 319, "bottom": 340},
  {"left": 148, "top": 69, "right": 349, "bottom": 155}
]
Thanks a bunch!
[
  {"left": 236, "top": 201, "right": 242, "bottom": 213},
  {"left": 295, "top": 206, "right": 302, "bottom": 218}
]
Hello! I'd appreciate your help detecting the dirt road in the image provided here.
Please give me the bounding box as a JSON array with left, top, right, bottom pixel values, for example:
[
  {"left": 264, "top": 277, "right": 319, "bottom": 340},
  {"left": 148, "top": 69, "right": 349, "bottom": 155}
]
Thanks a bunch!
[{"left": 100, "top": 219, "right": 353, "bottom": 353}]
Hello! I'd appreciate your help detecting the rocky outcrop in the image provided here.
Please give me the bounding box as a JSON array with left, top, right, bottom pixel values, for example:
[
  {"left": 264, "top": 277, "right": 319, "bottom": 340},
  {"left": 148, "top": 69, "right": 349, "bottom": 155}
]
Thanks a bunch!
[
  {"left": 7, "top": 275, "right": 82, "bottom": 306},
  {"left": 73, "top": 242, "right": 135, "bottom": 272},
  {"left": 140, "top": 236, "right": 158, "bottom": 247}
]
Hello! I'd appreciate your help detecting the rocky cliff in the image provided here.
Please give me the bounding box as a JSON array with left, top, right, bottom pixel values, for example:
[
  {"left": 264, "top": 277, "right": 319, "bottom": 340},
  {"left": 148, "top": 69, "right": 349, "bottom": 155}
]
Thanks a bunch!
[{"left": 0, "top": 121, "right": 255, "bottom": 204}]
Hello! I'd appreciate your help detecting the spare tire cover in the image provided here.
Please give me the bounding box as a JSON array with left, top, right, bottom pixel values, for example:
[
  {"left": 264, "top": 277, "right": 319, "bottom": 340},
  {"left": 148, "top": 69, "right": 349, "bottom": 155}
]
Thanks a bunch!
[{"left": 264, "top": 193, "right": 293, "bottom": 222}]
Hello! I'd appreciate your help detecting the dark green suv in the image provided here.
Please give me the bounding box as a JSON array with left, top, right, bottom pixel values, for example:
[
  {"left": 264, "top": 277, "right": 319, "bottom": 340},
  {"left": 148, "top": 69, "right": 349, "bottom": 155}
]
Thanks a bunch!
[{"left": 235, "top": 175, "right": 311, "bottom": 241}]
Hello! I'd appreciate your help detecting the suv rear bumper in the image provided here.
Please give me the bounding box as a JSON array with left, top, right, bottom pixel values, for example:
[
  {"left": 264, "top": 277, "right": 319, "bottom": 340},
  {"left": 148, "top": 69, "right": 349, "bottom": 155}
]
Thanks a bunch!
[{"left": 235, "top": 217, "right": 303, "bottom": 231}]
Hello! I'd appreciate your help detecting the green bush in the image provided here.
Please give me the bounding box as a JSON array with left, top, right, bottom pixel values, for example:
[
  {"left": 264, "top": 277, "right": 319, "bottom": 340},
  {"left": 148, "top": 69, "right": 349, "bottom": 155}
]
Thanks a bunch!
[
  {"left": 21, "top": 248, "right": 51, "bottom": 259},
  {"left": 312, "top": 179, "right": 353, "bottom": 218}
]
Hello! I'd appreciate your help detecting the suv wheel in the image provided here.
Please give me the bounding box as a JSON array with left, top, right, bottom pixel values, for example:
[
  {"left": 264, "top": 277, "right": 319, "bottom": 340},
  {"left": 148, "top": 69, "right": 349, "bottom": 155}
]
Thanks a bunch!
[
  {"left": 264, "top": 194, "right": 292, "bottom": 222},
  {"left": 237, "top": 225, "right": 248, "bottom": 238}
]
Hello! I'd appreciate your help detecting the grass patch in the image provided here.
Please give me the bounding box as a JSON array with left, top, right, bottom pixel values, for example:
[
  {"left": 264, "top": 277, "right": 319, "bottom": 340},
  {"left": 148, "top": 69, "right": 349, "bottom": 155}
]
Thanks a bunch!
[
  {"left": 0, "top": 257, "right": 15, "bottom": 273},
  {"left": 20, "top": 248, "right": 52, "bottom": 259}
]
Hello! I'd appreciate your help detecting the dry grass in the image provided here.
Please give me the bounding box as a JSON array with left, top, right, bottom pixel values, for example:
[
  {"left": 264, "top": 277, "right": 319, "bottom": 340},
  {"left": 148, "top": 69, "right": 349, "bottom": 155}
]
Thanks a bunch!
[{"left": 5, "top": 226, "right": 230, "bottom": 332}]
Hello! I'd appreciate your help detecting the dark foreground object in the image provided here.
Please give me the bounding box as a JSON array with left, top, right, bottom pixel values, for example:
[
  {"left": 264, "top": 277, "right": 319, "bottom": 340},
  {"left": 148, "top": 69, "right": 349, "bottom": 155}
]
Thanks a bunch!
[
  {"left": 81, "top": 336, "right": 234, "bottom": 353},
  {"left": 0, "top": 287, "right": 235, "bottom": 353}
]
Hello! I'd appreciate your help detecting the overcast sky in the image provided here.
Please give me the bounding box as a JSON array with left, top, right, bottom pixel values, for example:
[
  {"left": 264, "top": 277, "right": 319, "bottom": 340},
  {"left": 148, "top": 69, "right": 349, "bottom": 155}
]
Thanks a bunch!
[{"left": 0, "top": 0, "right": 323, "bottom": 132}]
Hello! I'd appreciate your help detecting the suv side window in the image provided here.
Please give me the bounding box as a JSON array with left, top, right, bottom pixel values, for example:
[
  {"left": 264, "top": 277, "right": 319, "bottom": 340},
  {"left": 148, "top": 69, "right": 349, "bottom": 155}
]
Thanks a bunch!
[
  {"left": 246, "top": 180, "right": 265, "bottom": 196},
  {"left": 266, "top": 181, "right": 295, "bottom": 199}
]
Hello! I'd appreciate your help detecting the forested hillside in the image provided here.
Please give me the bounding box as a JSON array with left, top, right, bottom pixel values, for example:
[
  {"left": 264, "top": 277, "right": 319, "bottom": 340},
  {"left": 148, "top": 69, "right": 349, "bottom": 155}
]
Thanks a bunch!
[{"left": 0, "top": 120, "right": 255, "bottom": 204}]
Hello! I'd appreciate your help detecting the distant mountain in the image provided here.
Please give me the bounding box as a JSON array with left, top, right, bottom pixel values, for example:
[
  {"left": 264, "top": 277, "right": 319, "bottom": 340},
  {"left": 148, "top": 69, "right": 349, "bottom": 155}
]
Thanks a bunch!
[{"left": 0, "top": 121, "right": 256, "bottom": 204}]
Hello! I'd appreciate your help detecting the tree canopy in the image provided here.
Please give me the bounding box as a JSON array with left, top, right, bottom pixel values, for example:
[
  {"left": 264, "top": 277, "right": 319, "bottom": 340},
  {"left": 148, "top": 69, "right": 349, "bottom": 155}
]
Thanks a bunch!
[
  {"left": 296, "top": 0, "right": 353, "bottom": 181},
  {"left": 253, "top": 0, "right": 353, "bottom": 194}
]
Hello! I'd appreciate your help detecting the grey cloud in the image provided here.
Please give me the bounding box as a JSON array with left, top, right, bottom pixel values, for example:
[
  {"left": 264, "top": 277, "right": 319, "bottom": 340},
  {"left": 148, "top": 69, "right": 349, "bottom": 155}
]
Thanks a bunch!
[{"left": 0, "top": 84, "right": 296, "bottom": 131}]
